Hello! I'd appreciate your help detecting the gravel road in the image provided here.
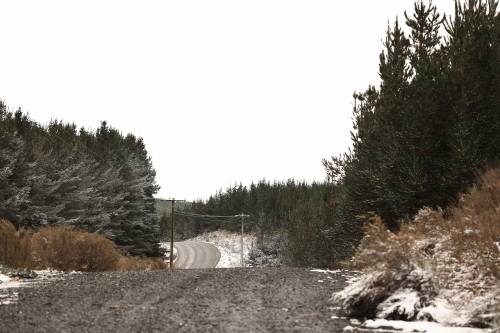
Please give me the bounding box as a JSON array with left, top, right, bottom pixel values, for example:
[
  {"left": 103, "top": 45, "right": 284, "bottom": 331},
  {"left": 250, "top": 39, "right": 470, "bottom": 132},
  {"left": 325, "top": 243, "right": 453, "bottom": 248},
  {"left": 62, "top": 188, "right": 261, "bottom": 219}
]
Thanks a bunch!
[{"left": 0, "top": 268, "right": 362, "bottom": 333}]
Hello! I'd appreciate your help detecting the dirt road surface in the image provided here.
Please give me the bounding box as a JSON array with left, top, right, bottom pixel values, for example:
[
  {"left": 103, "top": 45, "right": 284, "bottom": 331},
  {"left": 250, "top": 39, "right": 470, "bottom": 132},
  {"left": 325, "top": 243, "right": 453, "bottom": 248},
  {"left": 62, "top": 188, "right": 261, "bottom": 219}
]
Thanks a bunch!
[{"left": 0, "top": 267, "right": 362, "bottom": 333}]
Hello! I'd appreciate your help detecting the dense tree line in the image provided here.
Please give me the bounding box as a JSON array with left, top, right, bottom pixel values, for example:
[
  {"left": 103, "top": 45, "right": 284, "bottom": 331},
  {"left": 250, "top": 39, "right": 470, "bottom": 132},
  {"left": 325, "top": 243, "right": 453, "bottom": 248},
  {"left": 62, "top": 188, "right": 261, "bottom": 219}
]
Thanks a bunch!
[
  {"left": 323, "top": 0, "right": 500, "bottom": 262},
  {"left": 0, "top": 102, "right": 162, "bottom": 257},
  {"left": 165, "top": 180, "right": 336, "bottom": 267}
]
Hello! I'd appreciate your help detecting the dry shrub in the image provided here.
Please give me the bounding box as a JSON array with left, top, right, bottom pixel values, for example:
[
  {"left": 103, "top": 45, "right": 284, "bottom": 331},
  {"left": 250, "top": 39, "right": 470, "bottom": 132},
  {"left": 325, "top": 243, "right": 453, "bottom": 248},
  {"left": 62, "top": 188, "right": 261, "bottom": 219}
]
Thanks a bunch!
[
  {"left": 443, "top": 168, "right": 500, "bottom": 279},
  {"left": 116, "top": 255, "right": 168, "bottom": 271},
  {"left": 351, "top": 213, "right": 416, "bottom": 273},
  {"left": 0, "top": 219, "right": 32, "bottom": 268},
  {"left": 31, "top": 226, "right": 121, "bottom": 272},
  {"left": 1, "top": 222, "right": 168, "bottom": 273},
  {"left": 342, "top": 214, "right": 437, "bottom": 319}
]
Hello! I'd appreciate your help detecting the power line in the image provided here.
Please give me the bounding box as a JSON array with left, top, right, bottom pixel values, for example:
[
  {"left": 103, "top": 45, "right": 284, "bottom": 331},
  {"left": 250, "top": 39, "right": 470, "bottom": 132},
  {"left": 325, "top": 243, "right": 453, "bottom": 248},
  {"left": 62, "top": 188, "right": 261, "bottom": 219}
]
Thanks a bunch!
[{"left": 174, "top": 211, "right": 243, "bottom": 219}]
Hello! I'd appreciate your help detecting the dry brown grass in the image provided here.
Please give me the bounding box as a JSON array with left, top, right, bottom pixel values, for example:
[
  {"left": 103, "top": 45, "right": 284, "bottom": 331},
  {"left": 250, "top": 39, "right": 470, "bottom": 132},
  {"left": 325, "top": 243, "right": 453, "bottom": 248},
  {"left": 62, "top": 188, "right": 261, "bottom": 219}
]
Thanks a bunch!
[
  {"left": 0, "top": 220, "right": 168, "bottom": 272},
  {"left": 30, "top": 226, "right": 122, "bottom": 272},
  {"left": 116, "top": 256, "right": 168, "bottom": 271},
  {"left": 351, "top": 213, "right": 416, "bottom": 273},
  {"left": 0, "top": 219, "right": 32, "bottom": 268}
]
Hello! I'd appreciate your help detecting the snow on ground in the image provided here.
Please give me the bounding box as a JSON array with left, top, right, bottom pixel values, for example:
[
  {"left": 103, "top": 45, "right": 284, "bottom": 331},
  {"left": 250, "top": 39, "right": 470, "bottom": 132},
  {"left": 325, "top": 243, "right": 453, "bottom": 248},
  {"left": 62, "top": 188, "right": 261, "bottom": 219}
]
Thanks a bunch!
[
  {"left": 361, "top": 319, "right": 489, "bottom": 333},
  {"left": 0, "top": 270, "right": 71, "bottom": 305},
  {"left": 189, "top": 230, "right": 256, "bottom": 268}
]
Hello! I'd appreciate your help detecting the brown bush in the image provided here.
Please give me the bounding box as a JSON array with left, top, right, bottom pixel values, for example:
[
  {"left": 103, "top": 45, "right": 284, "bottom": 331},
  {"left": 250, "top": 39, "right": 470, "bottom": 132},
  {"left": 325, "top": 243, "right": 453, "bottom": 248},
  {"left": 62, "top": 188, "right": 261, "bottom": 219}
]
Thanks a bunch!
[
  {"left": 30, "top": 226, "right": 121, "bottom": 272},
  {"left": 0, "top": 219, "right": 32, "bottom": 268},
  {"left": 350, "top": 213, "right": 416, "bottom": 273},
  {"left": 0, "top": 221, "right": 168, "bottom": 273}
]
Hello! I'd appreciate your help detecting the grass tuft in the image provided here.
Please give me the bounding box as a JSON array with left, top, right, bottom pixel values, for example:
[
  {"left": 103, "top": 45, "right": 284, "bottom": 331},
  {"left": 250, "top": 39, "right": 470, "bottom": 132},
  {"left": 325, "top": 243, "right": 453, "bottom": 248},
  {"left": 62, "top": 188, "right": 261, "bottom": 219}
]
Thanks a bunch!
[
  {"left": 0, "top": 219, "right": 32, "bottom": 269},
  {"left": 116, "top": 256, "right": 168, "bottom": 271}
]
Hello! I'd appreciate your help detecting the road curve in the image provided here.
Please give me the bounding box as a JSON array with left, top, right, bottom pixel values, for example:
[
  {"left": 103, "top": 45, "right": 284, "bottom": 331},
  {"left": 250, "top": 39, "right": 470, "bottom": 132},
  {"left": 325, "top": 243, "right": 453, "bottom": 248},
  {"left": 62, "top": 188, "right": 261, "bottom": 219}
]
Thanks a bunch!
[{"left": 174, "top": 241, "right": 221, "bottom": 269}]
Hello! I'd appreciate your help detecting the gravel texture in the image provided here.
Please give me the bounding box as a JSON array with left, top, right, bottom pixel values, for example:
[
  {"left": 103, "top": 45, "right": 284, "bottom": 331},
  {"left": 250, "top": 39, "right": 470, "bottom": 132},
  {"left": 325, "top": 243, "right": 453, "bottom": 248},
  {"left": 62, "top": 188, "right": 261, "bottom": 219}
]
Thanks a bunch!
[{"left": 0, "top": 267, "right": 363, "bottom": 333}]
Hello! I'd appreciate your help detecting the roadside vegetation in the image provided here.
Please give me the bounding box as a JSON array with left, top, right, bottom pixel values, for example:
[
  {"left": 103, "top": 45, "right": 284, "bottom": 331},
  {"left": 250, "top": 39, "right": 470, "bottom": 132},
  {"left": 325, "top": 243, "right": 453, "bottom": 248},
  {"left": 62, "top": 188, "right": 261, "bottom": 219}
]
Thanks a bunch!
[
  {"left": 333, "top": 168, "right": 500, "bottom": 327},
  {"left": 0, "top": 102, "right": 162, "bottom": 257},
  {"left": 329, "top": 0, "right": 500, "bottom": 329},
  {"left": 0, "top": 219, "right": 167, "bottom": 272}
]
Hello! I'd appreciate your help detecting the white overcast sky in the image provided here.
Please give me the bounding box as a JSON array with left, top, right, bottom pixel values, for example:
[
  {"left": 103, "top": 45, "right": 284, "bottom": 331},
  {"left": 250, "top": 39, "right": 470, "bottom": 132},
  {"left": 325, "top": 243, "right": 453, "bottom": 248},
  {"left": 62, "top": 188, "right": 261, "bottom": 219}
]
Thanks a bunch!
[{"left": 1, "top": 0, "right": 456, "bottom": 201}]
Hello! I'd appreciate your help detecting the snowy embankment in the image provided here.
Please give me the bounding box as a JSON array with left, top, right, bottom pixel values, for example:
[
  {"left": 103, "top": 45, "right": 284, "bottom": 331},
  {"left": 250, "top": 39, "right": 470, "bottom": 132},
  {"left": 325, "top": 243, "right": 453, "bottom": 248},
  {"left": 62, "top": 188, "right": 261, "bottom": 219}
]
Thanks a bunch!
[
  {"left": 329, "top": 208, "right": 500, "bottom": 331},
  {"left": 308, "top": 269, "right": 492, "bottom": 333},
  {"left": 188, "top": 230, "right": 255, "bottom": 268}
]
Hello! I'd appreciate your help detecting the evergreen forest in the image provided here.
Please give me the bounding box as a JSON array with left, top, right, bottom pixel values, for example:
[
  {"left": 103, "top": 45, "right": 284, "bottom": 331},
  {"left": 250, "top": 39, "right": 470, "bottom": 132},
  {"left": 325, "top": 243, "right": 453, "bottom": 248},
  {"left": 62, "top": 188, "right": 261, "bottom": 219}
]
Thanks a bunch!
[{"left": 0, "top": 102, "right": 162, "bottom": 257}]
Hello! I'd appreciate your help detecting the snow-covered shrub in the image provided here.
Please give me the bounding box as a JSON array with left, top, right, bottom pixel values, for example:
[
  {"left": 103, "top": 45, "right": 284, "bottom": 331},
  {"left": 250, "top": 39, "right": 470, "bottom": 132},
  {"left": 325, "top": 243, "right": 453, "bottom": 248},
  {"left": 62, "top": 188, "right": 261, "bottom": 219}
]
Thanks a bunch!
[
  {"left": 493, "top": 303, "right": 500, "bottom": 333},
  {"left": 333, "top": 214, "right": 438, "bottom": 319},
  {"left": 247, "top": 234, "right": 283, "bottom": 267},
  {"left": 333, "top": 168, "right": 500, "bottom": 327}
]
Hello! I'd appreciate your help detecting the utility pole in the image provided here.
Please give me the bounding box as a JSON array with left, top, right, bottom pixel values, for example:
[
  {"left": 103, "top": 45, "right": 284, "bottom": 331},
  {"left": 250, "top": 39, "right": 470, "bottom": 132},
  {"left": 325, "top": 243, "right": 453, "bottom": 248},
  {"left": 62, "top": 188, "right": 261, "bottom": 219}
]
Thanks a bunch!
[
  {"left": 236, "top": 214, "right": 249, "bottom": 267},
  {"left": 159, "top": 198, "right": 186, "bottom": 268}
]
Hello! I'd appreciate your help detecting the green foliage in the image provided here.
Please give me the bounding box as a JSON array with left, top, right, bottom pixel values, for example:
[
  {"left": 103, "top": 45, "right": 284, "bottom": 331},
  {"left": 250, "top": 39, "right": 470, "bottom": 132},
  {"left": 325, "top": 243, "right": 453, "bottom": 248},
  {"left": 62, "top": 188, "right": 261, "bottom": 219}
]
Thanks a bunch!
[
  {"left": 159, "top": 210, "right": 170, "bottom": 241},
  {"left": 0, "top": 101, "right": 163, "bottom": 257},
  {"left": 323, "top": 0, "right": 500, "bottom": 263}
]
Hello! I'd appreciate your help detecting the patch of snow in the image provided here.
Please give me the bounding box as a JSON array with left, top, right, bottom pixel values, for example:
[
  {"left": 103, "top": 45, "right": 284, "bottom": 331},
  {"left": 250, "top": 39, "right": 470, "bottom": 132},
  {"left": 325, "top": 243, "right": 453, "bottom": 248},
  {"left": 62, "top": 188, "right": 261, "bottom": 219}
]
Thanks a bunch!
[
  {"left": 377, "top": 289, "right": 422, "bottom": 319},
  {"left": 159, "top": 242, "right": 178, "bottom": 264},
  {"left": 331, "top": 271, "right": 381, "bottom": 304},
  {"left": 310, "top": 269, "right": 342, "bottom": 274},
  {"left": 363, "top": 319, "right": 490, "bottom": 333},
  {"left": 417, "top": 298, "right": 455, "bottom": 324},
  {"left": 0, "top": 270, "right": 67, "bottom": 305},
  {"left": 0, "top": 274, "right": 20, "bottom": 290},
  {"left": 350, "top": 318, "right": 361, "bottom": 325}
]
